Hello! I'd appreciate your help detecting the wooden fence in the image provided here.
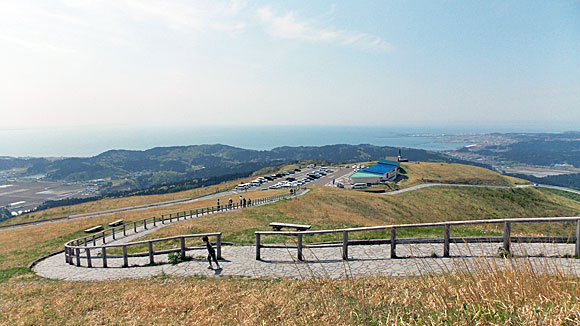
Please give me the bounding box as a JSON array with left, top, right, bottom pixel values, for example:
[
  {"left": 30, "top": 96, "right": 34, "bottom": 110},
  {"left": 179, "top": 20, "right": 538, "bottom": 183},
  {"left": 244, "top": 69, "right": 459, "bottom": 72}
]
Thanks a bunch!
[
  {"left": 255, "top": 216, "right": 580, "bottom": 261},
  {"left": 65, "top": 233, "right": 221, "bottom": 268},
  {"left": 64, "top": 189, "right": 302, "bottom": 267}
]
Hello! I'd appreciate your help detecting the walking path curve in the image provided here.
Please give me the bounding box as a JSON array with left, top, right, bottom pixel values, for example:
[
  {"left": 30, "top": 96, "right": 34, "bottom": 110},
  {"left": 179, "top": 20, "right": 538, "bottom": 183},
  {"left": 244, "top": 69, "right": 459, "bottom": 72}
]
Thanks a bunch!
[{"left": 35, "top": 242, "right": 580, "bottom": 281}]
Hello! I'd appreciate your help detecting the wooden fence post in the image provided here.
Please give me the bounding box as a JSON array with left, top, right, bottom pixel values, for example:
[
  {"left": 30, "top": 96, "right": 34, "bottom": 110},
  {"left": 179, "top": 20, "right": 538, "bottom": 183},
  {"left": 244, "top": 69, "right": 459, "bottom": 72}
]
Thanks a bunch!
[
  {"left": 149, "top": 241, "right": 154, "bottom": 265},
  {"left": 216, "top": 234, "right": 222, "bottom": 259},
  {"left": 342, "top": 231, "right": 348, "bottom": 260},
  {"left": 143, "top": 219, "right": 148, "bottom": 229},
  {"left": 255, "top": 233, "right": 261, "bottom": 260},
  {"left": 76, "top": 248, "right": 81, "bottom": 266},
  {"left": 390, "top": 228, "right": 397, "bottom": 258},
  {"left": 102, "top": 231, "right": 106, "bottom": 244},
  {"left": 574, "top": 220, "right": 580, "bottom": 258},
  {"left": 86, "top": 248, "right": 92, "bottom": 268},
  {"left": 444, "top": 224, "right": 450, "bottom": 257},
  {"left": 297, "top": 233, "right": 303, "bottom": 261},
  {"left": 102, "top": 247, "right": 107, "bottom": 268},
  {"left": 92, "top": 235, "right": 96, "bottom": 246},
  {"left": 180, "top": 237, "right": 186, "bottom": 258},
  {"left": 122, "top": 245, "right": 128, "bottom": 267},
  {"left": 123, "top": 224, "right": 127, "bottom": 236},
  {"left": 64, "top": 247, "right": 69, "bottom": 264},
  {"left": 134, "top": 221, "right": 137, "bottom": 233},
  {"left": 153, "top": 217, "right": 156, "bottom": 227},
  {"left": 112, "top": 228, "right": 115, "bottom": 240},
  {"left": 503, "top": 221, "right": 511, "bottom": 253}
]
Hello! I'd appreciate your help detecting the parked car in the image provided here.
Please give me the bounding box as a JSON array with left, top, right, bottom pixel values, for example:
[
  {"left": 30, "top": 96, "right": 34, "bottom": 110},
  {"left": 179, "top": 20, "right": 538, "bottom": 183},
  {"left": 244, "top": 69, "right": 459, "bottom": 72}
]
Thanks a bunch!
[{"left": 352, "top": 183, "right": 368, "bottom": 189}]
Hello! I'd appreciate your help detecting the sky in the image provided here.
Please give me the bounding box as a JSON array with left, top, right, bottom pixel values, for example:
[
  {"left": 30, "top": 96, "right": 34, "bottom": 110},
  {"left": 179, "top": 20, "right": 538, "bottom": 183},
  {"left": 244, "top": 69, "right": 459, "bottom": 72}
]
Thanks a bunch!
[{"left": 0, "top": 0, "right": 579, "bottom": 130}]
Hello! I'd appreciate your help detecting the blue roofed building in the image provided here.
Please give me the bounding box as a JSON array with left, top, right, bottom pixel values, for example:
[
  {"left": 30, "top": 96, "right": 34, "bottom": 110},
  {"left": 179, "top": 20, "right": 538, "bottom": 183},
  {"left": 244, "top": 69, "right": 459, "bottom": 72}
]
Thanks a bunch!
[{"left": 349, "top": 160, "right": 400, "bottom": 184}]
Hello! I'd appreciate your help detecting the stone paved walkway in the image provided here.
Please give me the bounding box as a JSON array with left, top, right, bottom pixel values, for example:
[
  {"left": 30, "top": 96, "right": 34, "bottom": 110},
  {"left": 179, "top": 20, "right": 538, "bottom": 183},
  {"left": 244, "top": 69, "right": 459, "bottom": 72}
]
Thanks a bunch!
[{"left": 34, "top": 242, "right": 580, "bottom": 281}]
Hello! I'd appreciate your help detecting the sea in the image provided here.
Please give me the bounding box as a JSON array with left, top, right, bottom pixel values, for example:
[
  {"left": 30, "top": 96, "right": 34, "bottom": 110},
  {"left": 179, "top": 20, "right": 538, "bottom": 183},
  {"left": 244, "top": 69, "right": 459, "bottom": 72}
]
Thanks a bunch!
[{"left": 0, "top": 124, "right": 563, "bottom": 158}]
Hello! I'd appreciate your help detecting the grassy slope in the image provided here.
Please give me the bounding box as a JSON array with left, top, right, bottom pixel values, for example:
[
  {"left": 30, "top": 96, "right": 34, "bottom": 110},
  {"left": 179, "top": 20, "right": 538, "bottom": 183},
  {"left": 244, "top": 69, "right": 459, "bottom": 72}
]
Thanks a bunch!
[
  {"left": 1, "top": 265, "right": 579, "bottom": 325},
  {"left": 0, "top": 175, "right": 268, "bottom": 226},
  {"left": 396, "top": 162, "right": 528, "bottom": 188},
  {"left": 0, "top": 189, "right": 287, "bottom": 269},
  {"left": 1, "top": 163, "right": 580, "bottom": 324},
  {"left": 135, "top": 186, "right": 580, "bottom": 249}
]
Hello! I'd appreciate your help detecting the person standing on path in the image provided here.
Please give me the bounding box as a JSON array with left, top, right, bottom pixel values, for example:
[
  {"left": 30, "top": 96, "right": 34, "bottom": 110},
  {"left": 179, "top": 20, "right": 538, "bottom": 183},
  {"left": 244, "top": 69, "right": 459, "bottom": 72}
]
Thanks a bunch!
[
  {"left": 228, "top": 198, "right": 232, "bottom": 209},
  {"left": 243, "top": 197, "right": 247, "bottom": 207},
  {"left": 239, "top": 195, "right": 243, "bottom": 207},
  {"left": 216, "top": 199, "right": 220, "bottom": 211},
  {"left": 248, "top": 198, "right": 251, "bottom": 206},
  {"left": 202, "top": 236, "right": 220, "bottom": 270}
]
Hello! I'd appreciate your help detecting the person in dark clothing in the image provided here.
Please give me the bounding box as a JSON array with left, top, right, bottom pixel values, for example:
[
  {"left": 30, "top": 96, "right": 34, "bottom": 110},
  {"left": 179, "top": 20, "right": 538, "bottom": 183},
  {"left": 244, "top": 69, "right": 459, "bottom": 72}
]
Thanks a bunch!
[
  {"left": 202, "top": 236, "right": 220, "bottom": 270},
  {"left": 228, "top": 198, "right": 232, "bottom": 209},
  {"left": 243, "top": 198, "right": 247, "bottom": 207},
  {"left": 216, "top": 199, "right": 220, "bottom": 211}
]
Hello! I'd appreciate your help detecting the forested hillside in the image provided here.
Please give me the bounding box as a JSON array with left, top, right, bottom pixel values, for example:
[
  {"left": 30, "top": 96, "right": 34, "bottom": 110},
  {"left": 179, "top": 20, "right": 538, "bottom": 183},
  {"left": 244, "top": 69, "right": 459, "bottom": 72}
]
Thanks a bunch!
[{"left": 10, "top": 144, "right": 471, "bottom": 185}]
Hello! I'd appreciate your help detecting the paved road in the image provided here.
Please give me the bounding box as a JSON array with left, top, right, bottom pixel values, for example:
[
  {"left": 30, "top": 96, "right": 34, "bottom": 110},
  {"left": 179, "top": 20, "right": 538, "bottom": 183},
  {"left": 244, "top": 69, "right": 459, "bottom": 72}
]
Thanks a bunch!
[
  {"left": 383, "top": 183, "right": 580, "bottom": 196},
  {"left": 1, "top": 167, "right": 338, "bottom": 232}
]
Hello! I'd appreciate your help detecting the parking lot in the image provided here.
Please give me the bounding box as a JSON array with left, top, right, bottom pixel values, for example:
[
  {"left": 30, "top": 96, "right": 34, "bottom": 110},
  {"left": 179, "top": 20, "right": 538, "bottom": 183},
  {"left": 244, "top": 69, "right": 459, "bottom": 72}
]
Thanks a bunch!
[{"left": 232, "top": 166, "right": 352, "bottom": 193}]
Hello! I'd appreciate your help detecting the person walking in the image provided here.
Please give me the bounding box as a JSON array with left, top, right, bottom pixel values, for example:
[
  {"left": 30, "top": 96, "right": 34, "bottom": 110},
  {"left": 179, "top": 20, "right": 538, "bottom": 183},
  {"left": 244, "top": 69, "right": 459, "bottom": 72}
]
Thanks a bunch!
[
  {"left": 228, "top": 198, "right": 232, "bottom": 209},
  {"left": 243, "top": 197, "right": 247, "bottom": 207},
  {"left": 202, "top": 236, "right": 220, "bottom": 270},
  {"left": 248, "top": 198, "right": 252, "bottom": 206},
  {"left": 239, "top": 195, "right": 243, "bottom": 206}
]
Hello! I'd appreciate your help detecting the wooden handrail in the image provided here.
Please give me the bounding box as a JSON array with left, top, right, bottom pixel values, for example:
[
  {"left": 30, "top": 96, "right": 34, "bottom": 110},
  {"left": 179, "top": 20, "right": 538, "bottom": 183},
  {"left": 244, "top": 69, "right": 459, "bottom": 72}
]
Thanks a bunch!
[
  {"left": 255, "top": 216, "right": 580, "bottom": 261},
  {"left": 66, "top": 189, "right": 301, "bottom": 248},
  {"left": 64, "top": 189, "right": 303, "bottom": 267}
]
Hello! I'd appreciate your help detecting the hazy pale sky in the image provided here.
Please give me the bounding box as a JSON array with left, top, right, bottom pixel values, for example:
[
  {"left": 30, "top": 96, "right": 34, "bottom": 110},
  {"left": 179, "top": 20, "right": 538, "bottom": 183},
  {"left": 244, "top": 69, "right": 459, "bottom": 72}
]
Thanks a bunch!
[{"left": 1, "top": 1, "right": 578, "bottom": 129}]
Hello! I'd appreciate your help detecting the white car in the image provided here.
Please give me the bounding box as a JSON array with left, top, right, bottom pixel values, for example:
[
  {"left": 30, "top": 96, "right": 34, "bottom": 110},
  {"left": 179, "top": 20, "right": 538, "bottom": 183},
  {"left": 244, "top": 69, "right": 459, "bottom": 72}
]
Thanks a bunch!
[{"left": 352, "top": 183, "right": 368, "bottom": 189}]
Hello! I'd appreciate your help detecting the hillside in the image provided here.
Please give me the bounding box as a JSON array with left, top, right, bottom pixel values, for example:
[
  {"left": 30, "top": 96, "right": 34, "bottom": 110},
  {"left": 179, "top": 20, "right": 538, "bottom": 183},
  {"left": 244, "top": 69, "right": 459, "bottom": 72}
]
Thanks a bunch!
[
  {"left": 396, "top": 162, "right": 527, "bottom": 188},
  {"left": 16, "top": 144, "right": 474, "bottom": 186},
  {"left": 135, "top": 186, "right": 580, "bottom": 247},
  {"left": 1, "top": 164, "right": 580, "bottom": 324}
]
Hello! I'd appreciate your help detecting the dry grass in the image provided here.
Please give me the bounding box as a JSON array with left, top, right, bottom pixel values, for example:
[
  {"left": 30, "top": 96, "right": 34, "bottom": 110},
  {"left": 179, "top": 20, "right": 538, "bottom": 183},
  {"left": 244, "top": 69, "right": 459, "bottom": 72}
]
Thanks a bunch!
[
  {"left": 0, "top": 189, "right": 288, "bottom": 268},
  {"left": 396, "top": 162, "right": 527, "bottom": 188},
  {"left": 130, "top": 185, "right": 580, "bottom": 248},
  {"left": 1, "top": 175, "right": 271, "bottom": 226},
  {"left": 1, "top": 258, "right": 579, "bottom": 325}
]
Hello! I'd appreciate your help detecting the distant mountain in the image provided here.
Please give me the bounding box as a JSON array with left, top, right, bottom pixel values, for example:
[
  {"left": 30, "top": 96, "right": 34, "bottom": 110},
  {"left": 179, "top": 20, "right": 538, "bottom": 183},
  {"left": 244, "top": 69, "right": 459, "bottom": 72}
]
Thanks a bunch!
[
  {"left": 3, "top": 144, "right": 480, "bottom": 192},
  {"left": 0, "top": 157, "right": 51, "bottom": 172}
]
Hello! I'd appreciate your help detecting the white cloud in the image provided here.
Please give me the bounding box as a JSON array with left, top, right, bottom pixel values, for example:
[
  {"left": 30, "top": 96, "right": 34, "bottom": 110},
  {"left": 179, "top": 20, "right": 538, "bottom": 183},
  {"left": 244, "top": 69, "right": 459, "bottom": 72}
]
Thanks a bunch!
[
  {"left": 257, "top": 6, "right": 392, "bottom": 52},
  {"left": 0, "top": 34, "right": 76, "bottom": 54}
]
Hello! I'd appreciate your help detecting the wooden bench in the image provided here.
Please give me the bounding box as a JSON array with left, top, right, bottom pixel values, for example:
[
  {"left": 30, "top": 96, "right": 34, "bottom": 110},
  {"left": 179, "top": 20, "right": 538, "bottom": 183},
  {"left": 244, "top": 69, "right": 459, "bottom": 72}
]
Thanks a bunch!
[
  {"left": 84, "top": 225, "right": 104, "bottom": 233},
  {"left": 269, "top": 222, "right": 311, "bottom": 231},
  {"left": 108, "top": 219, "right": 124, "bottom": 227}
]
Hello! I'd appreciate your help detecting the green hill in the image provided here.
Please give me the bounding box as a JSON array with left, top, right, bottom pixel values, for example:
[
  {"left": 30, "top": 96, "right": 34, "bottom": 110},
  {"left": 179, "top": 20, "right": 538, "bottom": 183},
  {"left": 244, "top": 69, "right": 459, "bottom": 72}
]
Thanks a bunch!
[{"left": 22, "top": 144, "right": 478, "bottom": 186}]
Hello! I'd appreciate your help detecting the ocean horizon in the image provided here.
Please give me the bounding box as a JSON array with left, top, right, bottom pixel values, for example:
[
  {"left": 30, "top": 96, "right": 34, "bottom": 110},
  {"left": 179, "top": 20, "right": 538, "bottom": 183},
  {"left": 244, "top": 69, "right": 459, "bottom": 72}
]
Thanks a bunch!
[{"left": 0, "top": 125, "right": 574, "bottom": 158}]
